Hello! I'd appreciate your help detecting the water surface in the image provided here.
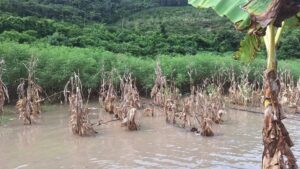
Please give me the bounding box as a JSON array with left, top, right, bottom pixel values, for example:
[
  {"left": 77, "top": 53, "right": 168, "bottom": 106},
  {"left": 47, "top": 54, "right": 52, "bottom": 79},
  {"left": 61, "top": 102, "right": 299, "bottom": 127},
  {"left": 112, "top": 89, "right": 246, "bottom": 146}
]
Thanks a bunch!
[{"left": 0, "top": 105, "right": 300, "bottom": 169}]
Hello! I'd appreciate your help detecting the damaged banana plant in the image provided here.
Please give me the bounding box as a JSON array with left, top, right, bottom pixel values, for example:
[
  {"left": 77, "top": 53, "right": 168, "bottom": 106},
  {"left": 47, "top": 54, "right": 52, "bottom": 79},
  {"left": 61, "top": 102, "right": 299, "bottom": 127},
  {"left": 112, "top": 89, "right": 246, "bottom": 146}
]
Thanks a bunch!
[
  {"left": 189, "top": 0, "right": 300, "bottom": 168},
  {"left": 164, "top": 82, "right": 180, "bottom": 125},
  {"left": 0, "top": 60, "right": 9, "bottom": 115},
  {"left": 118, "top": 73, "right": 141, "bottom": 131},
  {"left": 151, "top": 62, "right": 166, "bottom": 107},
  {"left": 163, "top": 70, "right": 226, "bottom": 137},
  {"left": 16, "top": 57, "right": 43, "bottom": 125},
  {"left": 195, "top": 80, "right": 226, "bottom": 136},
  {"left": 228, "top": 66, "right": 262, "bottom": 107},
  {"left": 64, "top": 73, "right": 97, "bottom": 136},
  {"left": 279, "top": 70, "right": 300, "bottom": 111},
  {"left": 100, "top": 70, "right": 117, "bottom": 115}
]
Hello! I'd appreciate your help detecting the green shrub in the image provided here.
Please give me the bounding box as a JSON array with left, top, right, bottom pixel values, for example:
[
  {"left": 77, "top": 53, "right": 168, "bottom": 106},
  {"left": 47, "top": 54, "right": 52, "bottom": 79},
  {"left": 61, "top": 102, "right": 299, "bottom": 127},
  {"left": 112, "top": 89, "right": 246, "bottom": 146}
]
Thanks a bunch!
[
  {"left": 278, "top": 29, "right": 300, "bottom": 59},
  {"left": 1, "top": 42, "right": 299, "bottom": 100},
  {"left": 0, "top": 30, "right": 36, "bottom": 43}
]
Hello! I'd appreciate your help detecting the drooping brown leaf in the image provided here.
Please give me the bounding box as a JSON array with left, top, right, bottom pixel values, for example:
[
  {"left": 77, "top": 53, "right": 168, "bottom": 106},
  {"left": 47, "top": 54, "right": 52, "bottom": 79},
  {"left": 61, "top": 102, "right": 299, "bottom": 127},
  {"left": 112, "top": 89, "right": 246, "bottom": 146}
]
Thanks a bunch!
[
  {"left": 244, "top": 0, "right": 300, "bottom": 28},
  {"left": 64, "top": 73, "right": 97, "bottom": 136}
]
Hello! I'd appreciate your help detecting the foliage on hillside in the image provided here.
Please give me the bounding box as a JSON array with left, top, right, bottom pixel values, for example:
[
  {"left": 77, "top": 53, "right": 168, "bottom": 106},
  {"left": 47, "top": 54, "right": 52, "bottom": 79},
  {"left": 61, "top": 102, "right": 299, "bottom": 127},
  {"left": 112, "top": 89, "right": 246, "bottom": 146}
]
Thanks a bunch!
[
  {"left": 0, "top": 6, "right": 244, "bottom": 56},
  {"left": 0, "top": 0, "right": 187, "bottom": 24},
  {"left": 0, "top": 0, "right": 299, "bottom": 58},
  {"left": 0, "top": 0, "right": 159, "bottom": 24}
]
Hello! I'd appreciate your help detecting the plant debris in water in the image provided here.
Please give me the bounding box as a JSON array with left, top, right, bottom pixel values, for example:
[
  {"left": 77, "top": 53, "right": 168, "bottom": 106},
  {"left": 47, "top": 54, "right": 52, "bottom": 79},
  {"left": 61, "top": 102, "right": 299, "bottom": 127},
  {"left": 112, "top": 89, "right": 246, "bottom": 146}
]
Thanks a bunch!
[
  {"left": 0, "top": 59, "right": 9, "bottom": 115},
  {"left": 64, "top": 73, "right": 97, "bottom": 136},
  {"left": 16, "top": 57, "right": 43, "bottom": 125}
]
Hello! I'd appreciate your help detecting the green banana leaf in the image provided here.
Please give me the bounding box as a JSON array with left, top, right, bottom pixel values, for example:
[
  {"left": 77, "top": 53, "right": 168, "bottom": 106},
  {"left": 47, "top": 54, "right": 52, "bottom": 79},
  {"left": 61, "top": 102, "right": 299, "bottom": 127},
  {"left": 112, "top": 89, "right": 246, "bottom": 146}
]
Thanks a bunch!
[
  {"left": 189, "top": 0, "right": 300, "bottom": 31},
  {"left": 189, "top": 0, "right": 300, "bottom": 61},
  {"left": 188, "top": 0, "right": 251, "bottom": 30}
]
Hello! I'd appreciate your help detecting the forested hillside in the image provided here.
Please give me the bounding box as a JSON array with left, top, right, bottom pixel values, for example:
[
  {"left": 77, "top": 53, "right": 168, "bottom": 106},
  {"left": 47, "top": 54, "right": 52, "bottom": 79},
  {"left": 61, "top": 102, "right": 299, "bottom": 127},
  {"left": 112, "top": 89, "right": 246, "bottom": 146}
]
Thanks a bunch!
[
  {"left": 0, "top": 0, "right": 187, "bottom": 23},
  {"left": 0, "top": 0, "right": 299, "bottom": 58},
  {"left": 0, "top": 0, "right": 300, "bottom": 99}
]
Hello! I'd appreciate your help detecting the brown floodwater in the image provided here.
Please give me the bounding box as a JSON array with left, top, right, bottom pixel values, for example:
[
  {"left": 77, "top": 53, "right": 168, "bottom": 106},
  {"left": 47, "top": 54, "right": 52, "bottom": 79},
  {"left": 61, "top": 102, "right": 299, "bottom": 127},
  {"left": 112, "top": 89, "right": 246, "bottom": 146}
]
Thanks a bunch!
[{"left": 0, "top": 104, "right": 300, "bottom": 169}]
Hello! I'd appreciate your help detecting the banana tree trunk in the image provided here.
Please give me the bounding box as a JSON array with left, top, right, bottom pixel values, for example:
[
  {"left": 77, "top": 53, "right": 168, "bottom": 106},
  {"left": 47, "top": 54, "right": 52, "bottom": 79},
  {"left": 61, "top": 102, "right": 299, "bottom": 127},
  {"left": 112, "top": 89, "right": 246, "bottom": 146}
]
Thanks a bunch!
[{"left": 262, "top": 25, "right": 298, "bottom": 169}]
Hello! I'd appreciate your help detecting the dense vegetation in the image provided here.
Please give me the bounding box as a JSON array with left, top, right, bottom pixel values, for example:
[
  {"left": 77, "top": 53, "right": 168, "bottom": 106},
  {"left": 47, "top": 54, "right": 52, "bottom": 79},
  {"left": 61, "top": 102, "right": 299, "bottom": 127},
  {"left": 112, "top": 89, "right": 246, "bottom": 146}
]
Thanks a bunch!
[
  {"left": 1, "top": 0, "right": 299, "bottom": 58},
  {"left": 0, "top": 0, "right": 300, "bottom": 100},
  {"left": 0, "top": 6, "right": 243, "bottom": 56},
  {"left": 0, "top": 0, "right": 159, "bottom": 23},
  {"left": 1, "top": 42, "right": 299, "bottom": 101}
]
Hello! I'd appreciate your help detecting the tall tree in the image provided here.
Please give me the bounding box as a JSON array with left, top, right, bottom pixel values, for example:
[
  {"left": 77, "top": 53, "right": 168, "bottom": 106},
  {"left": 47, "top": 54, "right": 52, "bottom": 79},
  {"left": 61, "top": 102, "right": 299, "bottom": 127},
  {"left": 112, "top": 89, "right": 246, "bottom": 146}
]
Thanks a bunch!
[{"left": 189, "top": 0, "right": 300, "bottom": 168}]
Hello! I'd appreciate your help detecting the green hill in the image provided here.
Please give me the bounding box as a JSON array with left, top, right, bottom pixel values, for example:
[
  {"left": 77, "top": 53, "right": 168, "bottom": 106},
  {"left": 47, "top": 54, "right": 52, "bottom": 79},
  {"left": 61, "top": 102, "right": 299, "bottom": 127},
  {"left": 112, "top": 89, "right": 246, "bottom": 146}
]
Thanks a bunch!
[
  {"left": 0, "top": 0, "right": 299, "bottom": 59},
  {"left": 0, "top": 0, "right": 300, "bottom": 98}
]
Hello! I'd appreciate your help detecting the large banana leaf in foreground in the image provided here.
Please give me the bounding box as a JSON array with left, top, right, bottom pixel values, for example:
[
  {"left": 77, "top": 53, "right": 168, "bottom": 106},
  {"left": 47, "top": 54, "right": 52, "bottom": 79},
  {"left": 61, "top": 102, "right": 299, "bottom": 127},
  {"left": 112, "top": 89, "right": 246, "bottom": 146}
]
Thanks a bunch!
[
  {"left": 189, "top": 0, "right": 300, "bottom": 61},
  {"left": 245, "top": 0, "right": 300, "bottom": 28},
  {"left": 188, "top": 0, "right": 250, "bottom": 30},
  {"left": 189, "top": 0, "right": 300, "bottom": 33}
]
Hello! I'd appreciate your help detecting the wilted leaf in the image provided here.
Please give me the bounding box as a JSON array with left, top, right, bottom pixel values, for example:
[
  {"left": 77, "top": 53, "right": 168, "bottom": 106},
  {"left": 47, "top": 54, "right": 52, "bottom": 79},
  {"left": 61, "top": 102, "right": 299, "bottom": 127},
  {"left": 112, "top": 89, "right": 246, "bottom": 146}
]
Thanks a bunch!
[
  {"left": 189, "top": 0, "right": 300, "bottom": 62},
  {"left": 244, "top": 0, "right": 300, "bottom": 28},
  {"left": 234, "top": 34, "right": 261, "bottom": 62},
  {"left": 189, "top": 0, "right": 300, "bottom": 34}
]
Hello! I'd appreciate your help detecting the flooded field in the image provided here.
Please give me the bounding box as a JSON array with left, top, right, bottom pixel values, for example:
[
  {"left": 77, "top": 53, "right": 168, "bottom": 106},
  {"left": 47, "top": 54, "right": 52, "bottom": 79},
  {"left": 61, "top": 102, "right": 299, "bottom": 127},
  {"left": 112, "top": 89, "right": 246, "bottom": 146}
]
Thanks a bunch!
[{"left": 0, "top": 105, "right": 300, "bottom": 169}]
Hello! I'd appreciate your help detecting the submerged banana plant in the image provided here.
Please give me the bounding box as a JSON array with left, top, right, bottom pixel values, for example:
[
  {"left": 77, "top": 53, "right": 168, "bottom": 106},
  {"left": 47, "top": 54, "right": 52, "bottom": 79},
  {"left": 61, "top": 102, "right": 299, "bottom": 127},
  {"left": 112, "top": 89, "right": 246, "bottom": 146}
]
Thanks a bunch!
[
  {"left": 0, "top": 60, "right": 9, "bottom": 115},
  {"left": 64, "top": 73, "right": 97, "bottom": 136},
  {"left": 189, "top": 0, "right": 300, "bottom": 168},
  {"left": 119, "top": 73, "right": 141, "bottom": 131},
  {"left": 16, "top": 57, "right": 43, "bottom": 125},
  {"left": 151, "top": 62, "right": 166, "bottom": 106}
]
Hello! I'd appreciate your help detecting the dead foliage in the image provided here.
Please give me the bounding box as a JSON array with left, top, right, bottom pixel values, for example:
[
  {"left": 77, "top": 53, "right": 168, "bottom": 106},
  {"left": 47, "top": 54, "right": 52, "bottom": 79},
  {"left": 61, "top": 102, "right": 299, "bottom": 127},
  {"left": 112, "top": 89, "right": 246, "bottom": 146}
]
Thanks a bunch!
[
  {"left": 226, "top": 66, "right": 300, "bottom": 112},
  {"left": 151, "top": 62, "right": 166, "bottom": 106},
  {"left": 163, "top": 80, "right": 180, "bottom": 124},
  {"left": 118, "top": 74, "right": 141, "bottom": 130},
  {"left": 99, "top": 70, "right": 117, "bottom": 115},
  {"left": 262, "top": 70, "right": 298, "bottom": 169},
  {"left": 195, "top": 84, "right": 225, "bottom": 136},
  {"left": 279, "top": 70, "right": 300, "bottom": 112},
  {"left": 170, "top": 85, "right": 225, "bottom": 137},
  {"left": 98, "top": 70, "right": 142, "bottom": 131},
  {"left": 228, "top": 66, "right": 262, "bottom": 107},
  {"left": 0, "top": 60, "right": 9, "bottom": 115},
  {"left": 244, "top": 0, "right": 300, "bottom": 31},
  {"left": 161, "top": 70, "right": 226, "bottom": 137},
  {"left": 64, "top": 73, "right": 97, "bottom": 136},
  {"left": 16, "top": 57, "right": 43, "bottom": 125},
  {"left": 143, "top": 107, "right": 154, "bottom": 117}
]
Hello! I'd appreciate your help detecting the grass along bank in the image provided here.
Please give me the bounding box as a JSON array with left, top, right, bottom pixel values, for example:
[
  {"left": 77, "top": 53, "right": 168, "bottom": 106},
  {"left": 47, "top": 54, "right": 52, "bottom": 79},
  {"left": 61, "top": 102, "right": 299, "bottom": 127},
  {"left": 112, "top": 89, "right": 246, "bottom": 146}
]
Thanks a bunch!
[{"left": 0, "top": 42, "right": 299, "bottom": 101}]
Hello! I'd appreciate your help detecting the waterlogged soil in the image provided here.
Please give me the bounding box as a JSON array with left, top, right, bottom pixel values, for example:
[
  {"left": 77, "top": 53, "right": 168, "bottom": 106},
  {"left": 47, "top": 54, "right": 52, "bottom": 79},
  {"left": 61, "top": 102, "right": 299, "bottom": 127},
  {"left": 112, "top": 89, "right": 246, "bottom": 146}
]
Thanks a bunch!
[{"left": 0, "top": 104, "right": 300, "bottom": 169}]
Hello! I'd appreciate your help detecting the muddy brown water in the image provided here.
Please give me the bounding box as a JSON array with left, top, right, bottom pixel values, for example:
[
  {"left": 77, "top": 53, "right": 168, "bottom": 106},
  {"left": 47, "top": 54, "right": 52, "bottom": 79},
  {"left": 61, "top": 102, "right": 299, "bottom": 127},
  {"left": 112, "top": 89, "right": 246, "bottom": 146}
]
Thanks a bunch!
[{"left": 0, "top": 105, "right": 300, "bottom": 169}]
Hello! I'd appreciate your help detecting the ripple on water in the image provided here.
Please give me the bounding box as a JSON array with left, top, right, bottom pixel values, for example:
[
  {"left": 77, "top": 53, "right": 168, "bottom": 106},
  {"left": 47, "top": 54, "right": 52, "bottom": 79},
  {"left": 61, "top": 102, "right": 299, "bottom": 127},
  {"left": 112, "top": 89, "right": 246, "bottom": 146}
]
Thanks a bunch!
[{"left": 14, "top": 164, "right": 29, "bottom": 169}]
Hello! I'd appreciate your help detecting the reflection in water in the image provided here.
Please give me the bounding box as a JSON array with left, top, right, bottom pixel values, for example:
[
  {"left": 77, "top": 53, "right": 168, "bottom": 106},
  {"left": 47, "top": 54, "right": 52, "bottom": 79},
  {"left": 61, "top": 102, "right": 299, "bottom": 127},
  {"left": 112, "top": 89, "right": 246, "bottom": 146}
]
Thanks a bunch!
[{"left": 0, "top": 105, "right": 299, "bottom": 169}]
